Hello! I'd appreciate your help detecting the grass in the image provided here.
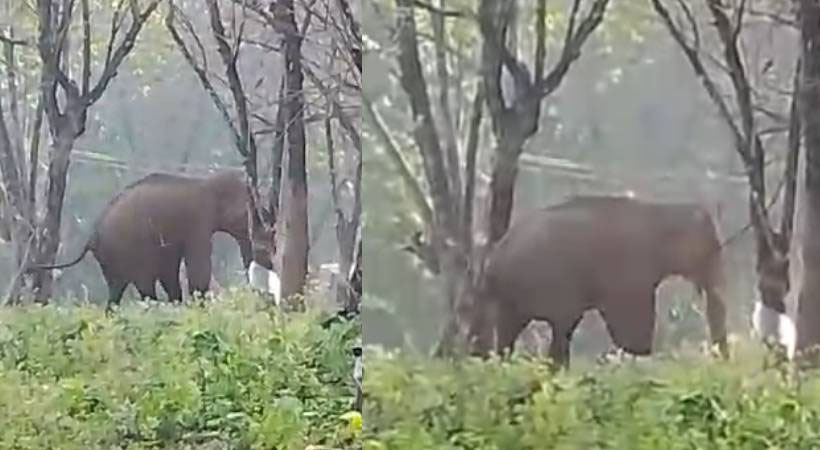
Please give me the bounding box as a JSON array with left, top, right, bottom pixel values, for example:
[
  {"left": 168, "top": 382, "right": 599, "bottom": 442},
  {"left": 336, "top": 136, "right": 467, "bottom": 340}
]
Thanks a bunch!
[
  {"left": 0, "top": 288, "right": 361, "bottom": 450},
  {"left": 363, "top": 338, "right": 820, "bottom": 450}
]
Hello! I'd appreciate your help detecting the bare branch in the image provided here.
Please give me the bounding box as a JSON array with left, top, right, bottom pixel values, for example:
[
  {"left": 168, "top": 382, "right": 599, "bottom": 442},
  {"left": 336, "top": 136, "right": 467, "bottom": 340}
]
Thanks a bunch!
[
  {"left": 781, "top": 58, "right": 801, "bottom": 244},
  {"left": 363, "top": 96, "right": 433, "bottom": 226},
  {"left": 707, "top": 0, "right": 754, "bottom": 159},
  {"left": 165, "top": 3, "right": 243, "bottom": 155},
  {"left": 732, "top": 0, "right": 747, "bottom": 44},
  {"left": 534, "top": 0, "right": 546, "bottom": 81},
  {"left": 0, "top": 33, "right": 31, "bottom": 47},
  {"left": 395, "top": 0, "right": 455, "bottom": 235},
  {"left": 538, "top": 0, "right": 609, "bottom": 96},
  {"left": 55, "top": 0, "right": 78, "bottom": 66},
  {"left": 303, "top": 64, "right": 361, "bottom": 150},
  {"left": 337, "top": 0, "right": 362, "bottom": 73},
  {"left": 4, "top": 30, "right": 27, "bottom": 187},
  {"left": 325, "top": 115, "right": 342, "bottom": 221},
  {"left": 81, "top": 0, "right": 90, "bottom": 97},
  {"left": 412, "top": 0, "right": 465, "bottom": 17},
  {"left": 747, "top": 7, "right": 796, "bottom": 28},
  {"left": 85, "top": 0, "right": 161, "bottom": 105},
  {"left": 462, "top": 84, "right": 483, "bottom": 255},
  {"left": 36, "top": 0, "right": 64, "bottom": 135},
  {"left": 563, "top": 0, "right": 582, "bottom": 64},
  {"left": 651, "top": 0, "right": 747, "bottom": 166},
  {"left": 676, "top": 0, "right": 699, "bottom": 50},
  {"left": 104, "top": 0, "right": 127, "bottom": 69},
  {"left": 269, "top": 78, "right": 286, "bottom": 219},
  {"left": 430, "top": 0, "right": 461, "bottom": 220},
  {"left": 27, "top": 95, "right": 43, "bottom": 217},
  {"left": 205, "top": 0, "right": 257, "bottom": 182}
]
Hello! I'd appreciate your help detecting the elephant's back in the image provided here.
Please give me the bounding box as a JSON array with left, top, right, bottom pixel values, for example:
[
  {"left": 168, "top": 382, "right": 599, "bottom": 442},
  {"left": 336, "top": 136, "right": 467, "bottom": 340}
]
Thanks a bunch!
[
  {"left": 91, "top": 174, "right": 209, "bottom": 267},
  {"left": 485, "top": 197, "right": 657, "bottom": 291}
]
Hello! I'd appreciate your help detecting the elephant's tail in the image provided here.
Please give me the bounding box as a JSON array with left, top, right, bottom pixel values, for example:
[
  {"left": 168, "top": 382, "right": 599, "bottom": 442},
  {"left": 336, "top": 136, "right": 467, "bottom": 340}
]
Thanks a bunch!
[{"left": 25, "top": 235, "right": 95, "bottom": 272}]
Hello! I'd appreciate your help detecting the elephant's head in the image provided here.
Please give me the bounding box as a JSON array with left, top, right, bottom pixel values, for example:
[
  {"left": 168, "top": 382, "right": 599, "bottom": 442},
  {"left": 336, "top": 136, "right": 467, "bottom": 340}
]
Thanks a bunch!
[
  {"left": 207, "top": 171, "right": 277, "bottom": 271},
  {"left": 655, "top": 203, "right": 729, "bottom": 357},
  {"left": 460, "top": 281, "right": 508, "bottom": 358},
  {"left": 248, "top": 205, "right": 277, "bottom": 270}
]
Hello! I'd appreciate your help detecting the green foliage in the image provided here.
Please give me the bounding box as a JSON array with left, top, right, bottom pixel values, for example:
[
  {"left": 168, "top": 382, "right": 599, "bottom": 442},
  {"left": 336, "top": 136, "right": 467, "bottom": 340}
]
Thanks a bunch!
[
  {"left": 364, "top": 343, "right": 820, "bottom": 449},
  {"left": 0, "top": 289, "right": 361, "bottom": 449}
]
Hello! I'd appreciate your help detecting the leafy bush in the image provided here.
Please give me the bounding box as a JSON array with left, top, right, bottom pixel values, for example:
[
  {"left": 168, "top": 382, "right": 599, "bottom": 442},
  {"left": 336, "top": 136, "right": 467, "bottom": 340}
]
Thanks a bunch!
[
  {"left": 0, "top": 288, "right": 361, "bottom": 449},
  {"left": 363, "top": 342, "right": 820, "bottom": 450}
]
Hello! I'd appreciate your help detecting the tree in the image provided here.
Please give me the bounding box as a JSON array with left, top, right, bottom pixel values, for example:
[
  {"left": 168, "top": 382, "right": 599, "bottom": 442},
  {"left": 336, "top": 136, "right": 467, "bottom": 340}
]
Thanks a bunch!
[
  {"left": 796, "top": 0, "right": 820, "bottom": 361},
  {"left": 11, "top": 0, "right": 162, "bottom": 303},
  {"left": 369, "top": 0, "right": 609, "bottom": 356},
  {"left": 480, "top": 0, "right": 609, "bottom": 244},
  {"left": 167, "top": 0, "right": 361, "bottom": 304},
  {"left": 651, "top": 0, "right": 800, "bottom": 357},
  {"left": 0, "top": 14, "right": 45, "bottom": 303}
]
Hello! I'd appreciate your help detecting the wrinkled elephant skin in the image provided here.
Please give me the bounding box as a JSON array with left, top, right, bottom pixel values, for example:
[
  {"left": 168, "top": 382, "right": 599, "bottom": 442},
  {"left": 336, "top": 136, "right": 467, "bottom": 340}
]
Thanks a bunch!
[
  {"left": 29, "top": 170, "right": 275, "bottom": 309},
  {"left": 467, "top": 196, "right": 729, "bottom": 369}
]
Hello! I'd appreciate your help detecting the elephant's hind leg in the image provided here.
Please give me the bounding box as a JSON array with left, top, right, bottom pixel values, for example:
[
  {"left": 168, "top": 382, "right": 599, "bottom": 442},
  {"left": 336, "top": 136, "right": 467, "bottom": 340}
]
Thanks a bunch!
[
  {"left": 160, "top": 275, "right": 182, "bottom": 304},
  {"left": 548, "top": 314, "right": 583, "bottom": 370},
  {"left": 104, "top": 277, "right": 128, "bottom": 314},
  {"left": 496, "top": 312, "right": 530, "bottom": 357},
  {"left": 134, "top": 278, "right": 158, "bottom": 301}
]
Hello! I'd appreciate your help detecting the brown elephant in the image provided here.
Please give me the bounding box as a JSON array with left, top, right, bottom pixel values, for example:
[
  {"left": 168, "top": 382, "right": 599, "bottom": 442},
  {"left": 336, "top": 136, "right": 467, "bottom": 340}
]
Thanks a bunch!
[
  {"left": 464, "top": 195, "right": 729, "bottom": 369},
  {"left": 28, "top": 170, "right": 275, "bottom": 309}
]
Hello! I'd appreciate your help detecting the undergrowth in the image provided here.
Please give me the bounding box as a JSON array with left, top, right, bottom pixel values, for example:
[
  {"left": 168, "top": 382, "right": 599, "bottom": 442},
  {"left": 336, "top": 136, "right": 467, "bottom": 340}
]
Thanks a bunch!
[
  {"left": 363, "top": 341, "right": 820, "bottom": 450},
  {"left": 0, "top": 288, "right": 361, "bottom": 450}
]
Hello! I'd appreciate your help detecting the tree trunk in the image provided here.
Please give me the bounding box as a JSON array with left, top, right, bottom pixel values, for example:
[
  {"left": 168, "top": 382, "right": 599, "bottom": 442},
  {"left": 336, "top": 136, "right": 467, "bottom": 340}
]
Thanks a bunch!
[
  {"left": 31, "top": 134, "right": 74, "bottom": 303},
  {"left": 796, "top": 0, "right": 820, "bottom": 360},
  {"left": 280, "top": 0, "right": 309, "bottom": 300},
  {"left": 487, "top": 152, "right": 520, "bottom": 243},
  {"left": 0, "top": 92, "right": 33, "bottom": 304}
]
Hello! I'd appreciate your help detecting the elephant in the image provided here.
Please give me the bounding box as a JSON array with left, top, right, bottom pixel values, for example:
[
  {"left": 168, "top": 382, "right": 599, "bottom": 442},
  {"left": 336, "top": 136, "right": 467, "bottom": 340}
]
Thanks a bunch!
[
  {"left": 28, "top": 170, "right": 275, "bottom": 309},
  {"left": 464, "top": 195, "right": 729, "bottom": 369}
]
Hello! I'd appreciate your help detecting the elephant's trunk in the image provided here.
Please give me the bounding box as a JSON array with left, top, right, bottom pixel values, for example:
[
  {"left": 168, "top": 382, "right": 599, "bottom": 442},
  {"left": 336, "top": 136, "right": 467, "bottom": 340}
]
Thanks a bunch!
[
  {"left": 700, "top": 254, "right": 729, "bottom": 359},
  {"left": 705, "top": 287, "right": 729, "bottom": 358}
]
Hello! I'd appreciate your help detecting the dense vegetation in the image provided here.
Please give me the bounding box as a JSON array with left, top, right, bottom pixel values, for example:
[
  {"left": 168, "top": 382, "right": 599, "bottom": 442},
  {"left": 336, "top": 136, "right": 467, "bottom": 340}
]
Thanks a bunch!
[
  {"left": 363, "top": 342, "right": 820, "bottom": 450},
  {"left": 0, "top": 290, "right": 361, "bottom": 449}
]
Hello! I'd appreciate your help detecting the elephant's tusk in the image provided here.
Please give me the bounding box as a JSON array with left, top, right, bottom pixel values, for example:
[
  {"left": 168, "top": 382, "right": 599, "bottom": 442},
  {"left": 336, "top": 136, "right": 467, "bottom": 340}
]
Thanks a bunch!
[
  {"left": 752, "top": 301, "right": 796, "bottom": 360},
  {"left": 248, "top": 260, "right": 281, "bottom": 306}
]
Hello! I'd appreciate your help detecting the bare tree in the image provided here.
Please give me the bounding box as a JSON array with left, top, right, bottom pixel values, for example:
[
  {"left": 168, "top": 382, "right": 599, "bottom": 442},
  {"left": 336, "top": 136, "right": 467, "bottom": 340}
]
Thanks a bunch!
[
  {"left": 165, "top": 1, "right": 282, "bottom": 290},
  {"left": 168, "top": 0, "right": 362, "bottom": 304},
  {"left": 372, "top": 0, "right": 609, "bottom": 356},
  {"left": 651, "top": 0, "right": 800, "bottom": 353},
  {"left": 273, "top": 0, "right": 310, "bottom": 300},
  {"left": 796, "top": 0, "right": 820, "bottom": 362},
  {"left": 480, "top": 0, "right": 609, "bottom": 244},
  {"left": 24, "top": 0, "right": 162, "bottom": 303}
]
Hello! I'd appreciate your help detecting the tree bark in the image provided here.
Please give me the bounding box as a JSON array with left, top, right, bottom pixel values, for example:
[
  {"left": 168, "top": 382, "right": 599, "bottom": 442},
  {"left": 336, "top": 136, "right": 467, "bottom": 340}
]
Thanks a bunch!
[
  {"left": 0, "top": 89, "right": 33, "bottom": 304},
  {"left": 796, "top": 0, "right": 820, "bottom": 360},
  {"left": 32, "top": 133, "right": 74, "bottom": 303},
  {"left": 279, "top": 0, "right": 309, "bottom": 300}
]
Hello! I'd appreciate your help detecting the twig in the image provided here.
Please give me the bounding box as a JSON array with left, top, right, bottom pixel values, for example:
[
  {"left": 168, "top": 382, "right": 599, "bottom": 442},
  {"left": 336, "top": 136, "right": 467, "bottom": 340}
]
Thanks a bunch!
[
  {"left": 363, "top": 96, "right": 433, "bottom": 226},
  {"left": 0, "top": 33, "right": 30, "bottom": 47}
]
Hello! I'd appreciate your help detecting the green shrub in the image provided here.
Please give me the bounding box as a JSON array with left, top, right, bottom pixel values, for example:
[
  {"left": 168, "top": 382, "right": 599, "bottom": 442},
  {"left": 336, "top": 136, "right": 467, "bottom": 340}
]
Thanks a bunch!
[
  {"left": 0, "top": 288, "right": 361, "bottom": 450},
  {"left": 364, "top": 342, "right": 820, "bottom": 450}
]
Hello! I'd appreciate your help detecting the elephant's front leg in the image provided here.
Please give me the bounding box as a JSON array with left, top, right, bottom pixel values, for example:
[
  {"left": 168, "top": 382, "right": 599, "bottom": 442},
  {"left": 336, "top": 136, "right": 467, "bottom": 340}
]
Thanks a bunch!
[
  {"left": 548, "top": 313, "right": 583, "bottom": 370},
  {"left": 183, "top": 236, "right": 213, "bottom": 298},
  {"left": 159, "top": 255, "right": 183, "bottom": 303},
  {"left": 598, "top": 286, "right": 656, "bottom": 356}
]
